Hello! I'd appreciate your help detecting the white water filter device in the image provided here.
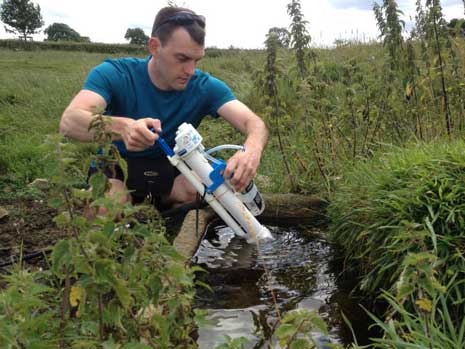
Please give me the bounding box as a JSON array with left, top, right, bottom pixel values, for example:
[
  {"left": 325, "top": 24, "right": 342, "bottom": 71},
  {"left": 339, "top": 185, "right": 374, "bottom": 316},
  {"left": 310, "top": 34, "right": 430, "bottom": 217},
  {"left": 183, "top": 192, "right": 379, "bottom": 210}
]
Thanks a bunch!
[
  {"left": 156, "top": 123, "right": 272, "bottom": 243},
  {"left": 239, "top": 181, "right": 264, "bottom": 216}
]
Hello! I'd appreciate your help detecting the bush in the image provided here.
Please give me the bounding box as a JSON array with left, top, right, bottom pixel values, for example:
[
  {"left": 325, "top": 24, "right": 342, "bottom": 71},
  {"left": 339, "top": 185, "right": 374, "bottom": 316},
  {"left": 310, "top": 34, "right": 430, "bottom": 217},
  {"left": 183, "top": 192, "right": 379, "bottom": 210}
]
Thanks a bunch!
[
  {"left": 0, "top": 125, "right": 202, "bottom": 347},
  {"left": 0, "top": 39, "right": 147, "bottom": 54}
]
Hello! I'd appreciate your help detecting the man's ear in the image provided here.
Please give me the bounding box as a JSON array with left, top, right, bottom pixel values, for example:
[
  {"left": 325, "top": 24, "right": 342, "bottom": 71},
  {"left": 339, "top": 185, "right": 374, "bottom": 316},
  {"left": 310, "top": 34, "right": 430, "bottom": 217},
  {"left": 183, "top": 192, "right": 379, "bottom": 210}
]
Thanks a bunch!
[{"left": 148, "top": 37, "right": 161, "bottom": 56}]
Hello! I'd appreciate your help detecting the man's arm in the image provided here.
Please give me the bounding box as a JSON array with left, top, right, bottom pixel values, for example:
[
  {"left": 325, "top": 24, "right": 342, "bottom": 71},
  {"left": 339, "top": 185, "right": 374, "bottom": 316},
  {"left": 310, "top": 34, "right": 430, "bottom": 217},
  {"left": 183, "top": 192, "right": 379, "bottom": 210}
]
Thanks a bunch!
[
  {"left": 60, "top": 90, "right": 161, "bottom": 151},
  {"left": 218, "top": 99, "right": 269, "bottom": 192}
]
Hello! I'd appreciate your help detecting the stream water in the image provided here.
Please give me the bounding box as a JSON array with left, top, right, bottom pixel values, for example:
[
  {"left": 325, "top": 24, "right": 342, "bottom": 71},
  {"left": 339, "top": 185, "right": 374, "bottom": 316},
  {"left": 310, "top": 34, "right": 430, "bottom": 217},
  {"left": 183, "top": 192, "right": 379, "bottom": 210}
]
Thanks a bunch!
[{"left": 192, "top": 223, "right": 372, "bottom": 348}]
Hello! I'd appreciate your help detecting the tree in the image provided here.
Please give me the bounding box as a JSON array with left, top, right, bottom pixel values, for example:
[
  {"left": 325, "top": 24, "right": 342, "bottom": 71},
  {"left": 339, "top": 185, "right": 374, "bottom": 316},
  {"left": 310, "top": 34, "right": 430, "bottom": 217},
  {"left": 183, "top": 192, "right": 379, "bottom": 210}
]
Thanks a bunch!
[
  {"left": 124, "top": 27, "right": 148, "bottom": 45},
  {"left": 0, "top": 0, "right": 44, "bottom": 40},
  {"left": 268, "top": 27, "right": 290, "bottom": 48},
  {"left": 44, "top": 23, "right": 81, "bottom": 41},
  {"left": 447, "top": 18, "right": 465, "bottom": 36}
]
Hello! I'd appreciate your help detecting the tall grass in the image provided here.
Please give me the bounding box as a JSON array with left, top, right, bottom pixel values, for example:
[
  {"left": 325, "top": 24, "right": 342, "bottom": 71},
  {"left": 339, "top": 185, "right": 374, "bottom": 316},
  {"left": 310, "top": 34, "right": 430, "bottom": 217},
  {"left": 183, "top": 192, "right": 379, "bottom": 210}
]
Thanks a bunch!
[{"left": 329, "top": 141, "right": 465, "bottom": 346}]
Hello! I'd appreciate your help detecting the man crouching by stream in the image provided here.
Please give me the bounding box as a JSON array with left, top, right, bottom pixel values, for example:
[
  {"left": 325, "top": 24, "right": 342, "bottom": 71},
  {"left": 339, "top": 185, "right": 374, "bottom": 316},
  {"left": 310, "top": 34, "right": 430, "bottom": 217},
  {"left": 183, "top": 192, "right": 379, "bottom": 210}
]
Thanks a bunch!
[{"left": 59, "top": 6, "right": 268, "bottom": 215}]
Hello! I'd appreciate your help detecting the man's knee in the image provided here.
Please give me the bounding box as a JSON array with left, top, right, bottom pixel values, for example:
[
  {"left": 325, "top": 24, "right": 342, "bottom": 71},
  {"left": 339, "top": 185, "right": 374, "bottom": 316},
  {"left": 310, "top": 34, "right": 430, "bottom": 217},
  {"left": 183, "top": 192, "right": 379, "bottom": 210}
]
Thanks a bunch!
[
  {"left": 169, "top": 175, "right": 197, "bottom": 204},
  {"left": 85, "top": 178, "right": 131, "bottom": 219},
  {"left": 108, "top": 179, "right": 131, "bottom": 204}
]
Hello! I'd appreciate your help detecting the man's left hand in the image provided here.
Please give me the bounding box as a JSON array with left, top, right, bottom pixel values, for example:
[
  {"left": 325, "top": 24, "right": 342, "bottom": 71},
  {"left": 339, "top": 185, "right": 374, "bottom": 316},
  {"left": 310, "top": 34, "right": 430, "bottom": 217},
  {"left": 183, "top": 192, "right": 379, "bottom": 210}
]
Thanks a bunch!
[{"left": 223, "top": 149, "right": 261, "bottom": 192}]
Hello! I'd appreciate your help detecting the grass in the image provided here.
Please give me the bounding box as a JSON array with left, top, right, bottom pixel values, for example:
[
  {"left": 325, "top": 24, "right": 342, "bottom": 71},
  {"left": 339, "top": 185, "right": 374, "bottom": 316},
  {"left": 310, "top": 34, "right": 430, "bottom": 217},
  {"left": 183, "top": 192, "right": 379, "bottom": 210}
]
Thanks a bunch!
[
  {"left": 0, "top": 50, "right": 110, "bottom": 187},
  {"left": 328, "top": 140, "right": 465, "bottom": 347}
]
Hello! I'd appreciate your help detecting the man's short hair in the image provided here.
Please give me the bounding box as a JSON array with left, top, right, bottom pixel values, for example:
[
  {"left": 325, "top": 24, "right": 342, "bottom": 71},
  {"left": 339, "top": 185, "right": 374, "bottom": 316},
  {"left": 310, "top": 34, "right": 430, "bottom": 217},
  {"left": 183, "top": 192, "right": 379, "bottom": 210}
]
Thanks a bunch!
[{"left": 152, "top": 7, "right": 205, "bottom": 46}]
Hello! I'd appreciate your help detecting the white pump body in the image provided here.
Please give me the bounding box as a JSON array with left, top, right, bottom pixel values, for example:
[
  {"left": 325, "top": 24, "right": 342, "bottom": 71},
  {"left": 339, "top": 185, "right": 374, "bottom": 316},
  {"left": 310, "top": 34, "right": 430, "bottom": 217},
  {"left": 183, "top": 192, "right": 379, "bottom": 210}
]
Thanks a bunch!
[{"left": 166, "top": 123, "right": 272, "bottom": 243}]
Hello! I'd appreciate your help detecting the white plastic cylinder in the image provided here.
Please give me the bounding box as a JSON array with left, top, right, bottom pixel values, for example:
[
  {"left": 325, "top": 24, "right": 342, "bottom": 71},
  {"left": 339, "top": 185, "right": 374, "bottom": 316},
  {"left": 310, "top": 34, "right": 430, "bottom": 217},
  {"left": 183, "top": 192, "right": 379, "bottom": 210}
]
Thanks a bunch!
[
  {"left": 169, "top": 156, "right": 247, "bottom": 237},
  {"left": 170, "top": 122, "right": 272, "bottom": 243},
  {"left": 180, "top": 149, "right": 272, "bottom": 242}
]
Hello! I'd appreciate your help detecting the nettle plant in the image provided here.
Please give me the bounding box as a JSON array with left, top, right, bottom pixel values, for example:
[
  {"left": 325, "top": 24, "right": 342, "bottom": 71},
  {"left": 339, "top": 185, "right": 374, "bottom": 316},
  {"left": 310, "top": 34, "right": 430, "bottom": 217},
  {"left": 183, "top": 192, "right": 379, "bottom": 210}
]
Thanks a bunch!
[{"left": 0, "top": 114, "right": 203, "bottom": 348}]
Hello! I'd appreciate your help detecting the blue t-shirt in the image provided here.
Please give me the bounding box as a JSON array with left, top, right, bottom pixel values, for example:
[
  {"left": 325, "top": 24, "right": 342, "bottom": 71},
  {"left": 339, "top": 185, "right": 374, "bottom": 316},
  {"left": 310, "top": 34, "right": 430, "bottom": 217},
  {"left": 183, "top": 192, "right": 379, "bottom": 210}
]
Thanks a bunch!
[{"left": 83, "top": 56, "right": 236, "bottom": 159}]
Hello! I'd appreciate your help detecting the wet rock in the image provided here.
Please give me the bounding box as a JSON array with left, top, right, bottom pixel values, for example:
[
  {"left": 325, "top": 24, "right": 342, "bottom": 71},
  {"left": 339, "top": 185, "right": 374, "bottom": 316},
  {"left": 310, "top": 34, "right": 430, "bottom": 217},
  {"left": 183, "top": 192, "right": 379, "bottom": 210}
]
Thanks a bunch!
[{"left": 174, "top": 208, "right": 216, "bottom": 261}]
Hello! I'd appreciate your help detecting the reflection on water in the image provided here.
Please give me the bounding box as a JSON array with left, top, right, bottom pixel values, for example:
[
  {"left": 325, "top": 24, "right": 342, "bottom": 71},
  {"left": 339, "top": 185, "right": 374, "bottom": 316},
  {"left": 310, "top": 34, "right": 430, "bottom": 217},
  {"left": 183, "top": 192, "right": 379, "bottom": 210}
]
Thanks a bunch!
[{"left": 193, "top": 224, "right": 367, "bottom": 348}]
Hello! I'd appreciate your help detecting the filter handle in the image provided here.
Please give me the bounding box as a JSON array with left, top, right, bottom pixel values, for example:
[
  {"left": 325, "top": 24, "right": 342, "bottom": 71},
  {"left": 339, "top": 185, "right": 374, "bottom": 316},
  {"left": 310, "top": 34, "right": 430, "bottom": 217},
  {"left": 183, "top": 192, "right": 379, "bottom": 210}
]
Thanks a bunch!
[{"left": 149, "top": 127, "right": 175, "bottom": 157}]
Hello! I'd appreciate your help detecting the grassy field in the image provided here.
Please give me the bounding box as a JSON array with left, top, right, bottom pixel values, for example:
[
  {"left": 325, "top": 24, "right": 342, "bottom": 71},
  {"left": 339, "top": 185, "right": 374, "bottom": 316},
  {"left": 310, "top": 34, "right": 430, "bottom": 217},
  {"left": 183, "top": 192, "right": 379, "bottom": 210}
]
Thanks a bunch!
[{"left": 0, "top": 50, "right": 109, "bottom": 190}]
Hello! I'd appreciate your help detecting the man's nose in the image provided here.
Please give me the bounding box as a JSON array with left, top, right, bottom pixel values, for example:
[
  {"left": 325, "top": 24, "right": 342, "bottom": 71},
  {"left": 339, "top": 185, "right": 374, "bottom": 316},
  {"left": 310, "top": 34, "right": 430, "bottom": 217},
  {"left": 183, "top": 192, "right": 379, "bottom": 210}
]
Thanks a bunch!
[{"left": 184, "top": 61, "right": 196, "bottom": 76}]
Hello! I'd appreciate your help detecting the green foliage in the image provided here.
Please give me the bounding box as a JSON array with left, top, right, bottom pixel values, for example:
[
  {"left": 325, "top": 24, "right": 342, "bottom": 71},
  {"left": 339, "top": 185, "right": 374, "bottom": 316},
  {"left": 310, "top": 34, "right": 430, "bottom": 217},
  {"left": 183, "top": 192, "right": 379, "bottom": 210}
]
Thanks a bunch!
[
  {"left": 287, "top": 0, "right": 311, "bottom": 78},
  {"left": 0, "top": 39, "right": 147, "bottom": 54},
  {"left": 0, "top": 121, "right": 200, "bottom": 347},
  {"left": 0, "top": 49, "right": 102, "bottom": 195},
  {"left": 44, "top": 23, "right": 82, "bottom": 42},
  {"left": 268, "top": 27, "right": 291, "bottom": 48},
  {"left": 0, "top": 268, "right": 59, "bottom": 348},
  {"left": 274, "top": 309, "right": 332, "bottom": 349},
  {"left": 415, "top": 0, "right": 454, "bottom": 136},
  {"left": 329, "top": 141, "right": 465, "bottom": 343},
  {"left": 213, "top": 310, "right": 343, "bottom": 349},
  {"left": 124, "top": 28, "right": 149, "bottom": 46},
  {"left": 365, "top": 252, "right": 465, "bottom": 348},
  {"left": 215, "top": 335, "right": 248, "bottom": 349},
  {"left": 447, "top": 18, "right": 465, "bottom": 37},
  {"left": 260, "top": 30, "right": 297, "bottom": 191},
  {"left": 0, "top": 0, "right": 44, "bottom": 40},
  {"left": 373, "top": 0, "right": 405, "bottom": 70}
]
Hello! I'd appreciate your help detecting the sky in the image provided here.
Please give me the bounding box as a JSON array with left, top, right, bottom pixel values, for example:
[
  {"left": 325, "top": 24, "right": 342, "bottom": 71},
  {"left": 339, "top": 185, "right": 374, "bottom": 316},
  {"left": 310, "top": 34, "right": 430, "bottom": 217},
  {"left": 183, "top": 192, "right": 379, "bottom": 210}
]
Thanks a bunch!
[{"left": 0, "top": 0, "right": 463, "bottom": 48}]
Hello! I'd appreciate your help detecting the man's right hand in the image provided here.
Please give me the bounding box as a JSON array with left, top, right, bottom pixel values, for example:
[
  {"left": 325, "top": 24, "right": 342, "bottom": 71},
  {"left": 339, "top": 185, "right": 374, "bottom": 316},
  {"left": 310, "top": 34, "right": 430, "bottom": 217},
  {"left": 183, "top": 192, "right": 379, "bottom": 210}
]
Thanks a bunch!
[{"left": 122, "top": 118, "right": 162, "bottom": 152}]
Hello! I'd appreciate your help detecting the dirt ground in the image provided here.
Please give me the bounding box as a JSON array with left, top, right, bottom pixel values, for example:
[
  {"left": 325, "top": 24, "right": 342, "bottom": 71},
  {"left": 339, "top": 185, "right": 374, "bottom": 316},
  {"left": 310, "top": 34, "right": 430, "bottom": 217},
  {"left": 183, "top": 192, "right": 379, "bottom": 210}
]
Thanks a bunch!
[
  {"left": 0, "top": 198, "right": 67, "bottom": 267},
  {"left": 0, "top": 195, "right": 189, "bottom": 268}
]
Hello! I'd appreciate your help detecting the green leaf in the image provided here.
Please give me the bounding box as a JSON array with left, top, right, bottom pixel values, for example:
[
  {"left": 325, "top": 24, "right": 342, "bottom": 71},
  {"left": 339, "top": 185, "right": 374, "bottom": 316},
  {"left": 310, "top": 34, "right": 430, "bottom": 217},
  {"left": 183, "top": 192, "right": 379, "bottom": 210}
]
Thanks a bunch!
[
  {"left": 275, "top": 323, "right": 296, "bottom": 339},
  {"left": 290, "top": 338, "right": 312, "bottom": 349},
  {"left": 89, "top": 171, "right": 108, "bottom": 199},
  {"left": 88, "top": 231, "right": 110, "bottom": 246},
  {"left": 113, "top": 279, "right": 131, "bottom": 309},
  {"left": 53, "top": 211, "right": 71, "bottom": 227},
  {"left": 160, "top": 245, "right": 185, "bottom": 261},
  {"left": 122, "top": 343, "right": 152, "bottom": 349},
  {"left": 72, "top": 187, "right": 92, "bottom": 200},
  {"left": 118, "top": 158, "right": 128, "bottom": 182},
  {"left": 102, "top": 221, "right": 116, "bottom": 237},
  {"left": 195, "top": 280, "right": 213, "bottom": 292},
  {"left": 148, "top": 275, "right": 162, "bottom": 304},
  {"left": 51, "top": 239, "right": 71, "bottom": 273}
]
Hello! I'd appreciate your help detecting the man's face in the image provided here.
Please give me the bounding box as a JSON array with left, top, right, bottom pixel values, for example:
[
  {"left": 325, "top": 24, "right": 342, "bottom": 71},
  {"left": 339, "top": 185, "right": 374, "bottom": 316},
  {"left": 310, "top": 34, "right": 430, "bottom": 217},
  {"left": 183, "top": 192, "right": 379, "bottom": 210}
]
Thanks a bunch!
[{"left": 150, "top": 27, "right": 205, "bottom": 91}]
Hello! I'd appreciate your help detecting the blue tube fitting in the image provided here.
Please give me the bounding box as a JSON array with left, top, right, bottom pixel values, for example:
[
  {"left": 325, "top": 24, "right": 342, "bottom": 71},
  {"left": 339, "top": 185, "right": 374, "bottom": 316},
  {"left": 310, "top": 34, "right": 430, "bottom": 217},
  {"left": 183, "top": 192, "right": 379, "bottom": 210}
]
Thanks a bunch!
[
  {"left": 149, "top": 127, "right": 175, "bottom": 157},
  {"left": 206, "top": 160, "right": 227, "bottom": 193}
]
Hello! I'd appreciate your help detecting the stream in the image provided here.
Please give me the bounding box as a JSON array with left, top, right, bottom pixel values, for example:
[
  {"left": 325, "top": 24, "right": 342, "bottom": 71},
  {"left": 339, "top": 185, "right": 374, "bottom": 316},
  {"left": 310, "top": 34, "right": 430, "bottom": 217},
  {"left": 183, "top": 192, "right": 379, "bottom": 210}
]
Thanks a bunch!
[{"left": 192, "top": 223, "right": 372, "bottom": 348}]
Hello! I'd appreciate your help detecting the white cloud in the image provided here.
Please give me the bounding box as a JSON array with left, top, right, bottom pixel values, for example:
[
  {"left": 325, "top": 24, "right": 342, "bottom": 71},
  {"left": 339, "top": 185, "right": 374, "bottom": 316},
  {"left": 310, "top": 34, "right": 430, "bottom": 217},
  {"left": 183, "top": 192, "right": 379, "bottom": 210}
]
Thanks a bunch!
[{"left": 0, "top": 0, "right": 463, "bottom": 48}]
